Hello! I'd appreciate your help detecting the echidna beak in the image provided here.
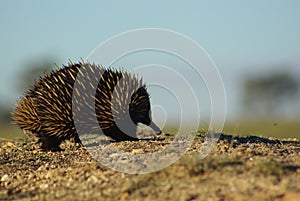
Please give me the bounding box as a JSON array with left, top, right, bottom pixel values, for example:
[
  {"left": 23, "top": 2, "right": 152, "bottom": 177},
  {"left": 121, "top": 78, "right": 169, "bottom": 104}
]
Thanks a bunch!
[{"left": 149, "top": 121, "right": 161, "bottom": 135}]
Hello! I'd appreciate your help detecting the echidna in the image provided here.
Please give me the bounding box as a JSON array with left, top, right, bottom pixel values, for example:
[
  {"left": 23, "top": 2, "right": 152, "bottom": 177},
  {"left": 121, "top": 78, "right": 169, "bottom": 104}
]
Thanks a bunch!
[{"left": 12, "top": 61, "right": 161, "bottom": 150}]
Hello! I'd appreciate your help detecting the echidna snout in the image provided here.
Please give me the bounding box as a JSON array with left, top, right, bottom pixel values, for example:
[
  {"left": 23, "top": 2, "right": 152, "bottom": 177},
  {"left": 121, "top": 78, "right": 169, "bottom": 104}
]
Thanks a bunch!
[
  {"left": 149, "top": 122, "right": 161, "bottom": 135},
  {"left": 128, "top": 86, "right": 161, "bottom": 135}
]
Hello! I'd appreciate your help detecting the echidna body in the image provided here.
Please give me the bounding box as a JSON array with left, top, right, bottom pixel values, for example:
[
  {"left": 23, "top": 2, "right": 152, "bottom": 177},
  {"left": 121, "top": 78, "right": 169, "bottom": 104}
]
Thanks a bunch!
[{"left": 12, "top": 62, "right": 161, "bottom": 150}]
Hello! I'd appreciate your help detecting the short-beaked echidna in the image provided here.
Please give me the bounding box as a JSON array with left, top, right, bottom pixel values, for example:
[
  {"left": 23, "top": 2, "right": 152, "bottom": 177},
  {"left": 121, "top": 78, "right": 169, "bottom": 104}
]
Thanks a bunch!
[{"left": 12, "top": 61, "right": 161, "bottom": 150}]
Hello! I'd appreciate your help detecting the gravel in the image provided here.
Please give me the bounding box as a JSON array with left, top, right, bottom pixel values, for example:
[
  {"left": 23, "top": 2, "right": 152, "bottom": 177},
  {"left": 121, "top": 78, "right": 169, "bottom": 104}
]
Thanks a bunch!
[{"left": 0, "top": 133, "right": 299, "bottom": 201}]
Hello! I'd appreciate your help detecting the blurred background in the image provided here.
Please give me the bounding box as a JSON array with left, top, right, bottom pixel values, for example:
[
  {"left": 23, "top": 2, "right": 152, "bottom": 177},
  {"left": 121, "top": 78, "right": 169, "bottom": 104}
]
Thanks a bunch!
[{"left": 0, "top": 0, "right": 299, "bottom": 139}]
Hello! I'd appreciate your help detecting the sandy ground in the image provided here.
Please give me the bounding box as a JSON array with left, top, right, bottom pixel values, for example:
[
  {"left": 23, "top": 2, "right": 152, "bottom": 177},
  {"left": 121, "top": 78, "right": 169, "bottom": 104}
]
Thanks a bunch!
[{"left": 0, "top": 133, "right": 299, "bottom": 201}]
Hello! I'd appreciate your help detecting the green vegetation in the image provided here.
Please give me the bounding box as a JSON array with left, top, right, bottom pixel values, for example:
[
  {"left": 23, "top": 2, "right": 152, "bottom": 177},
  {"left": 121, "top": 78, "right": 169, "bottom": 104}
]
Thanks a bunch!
[{"left": 223, "top": 120, "right": 300, "bottom": 139}]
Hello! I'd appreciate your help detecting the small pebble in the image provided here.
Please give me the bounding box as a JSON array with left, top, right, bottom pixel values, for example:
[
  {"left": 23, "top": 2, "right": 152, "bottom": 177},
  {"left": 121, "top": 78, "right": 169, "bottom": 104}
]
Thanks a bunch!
[{"left": 1, "top": 174, "right": 9, "bottom": 182}]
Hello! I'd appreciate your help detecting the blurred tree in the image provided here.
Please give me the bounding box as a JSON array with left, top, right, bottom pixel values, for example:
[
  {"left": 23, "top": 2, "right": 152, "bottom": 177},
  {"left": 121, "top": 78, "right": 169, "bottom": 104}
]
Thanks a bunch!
[
  {"left": 242, "top": 71, "right": 299, "bottom": 117},
  {"left": 3, "top": 59, "right": 55, "bottom": 124},
  {"left": 17, "top": 59, "right": 55, "bottom": 92},
  {"left": 0, "top": 104, "right": 11, "bottom": 124}
]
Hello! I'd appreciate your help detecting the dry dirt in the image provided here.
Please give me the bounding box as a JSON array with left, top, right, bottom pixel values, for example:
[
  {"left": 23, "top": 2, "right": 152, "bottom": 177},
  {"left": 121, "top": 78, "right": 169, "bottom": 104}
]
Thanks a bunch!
[{"left": 0, "top": 133, "right": 299, "bottom": 201}]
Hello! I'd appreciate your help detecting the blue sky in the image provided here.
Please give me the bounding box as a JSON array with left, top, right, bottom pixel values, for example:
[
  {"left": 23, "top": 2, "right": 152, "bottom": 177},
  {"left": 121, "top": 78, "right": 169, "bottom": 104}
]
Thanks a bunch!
[{"left": 0, "top": 0, "right": 299, "bottom": 121}]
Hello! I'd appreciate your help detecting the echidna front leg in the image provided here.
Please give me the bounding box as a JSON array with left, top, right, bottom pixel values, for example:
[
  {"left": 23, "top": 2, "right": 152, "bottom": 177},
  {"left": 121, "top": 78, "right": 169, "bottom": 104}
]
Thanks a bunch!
[
  {"left": 23, "top": 129, "right": 62, "bottom": 151},
  {"left": 39, "top": 136, "right": 62, "bottom": 151},
  {"left": 73, "top": 134, "right": 83, "bottom": 147}
]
